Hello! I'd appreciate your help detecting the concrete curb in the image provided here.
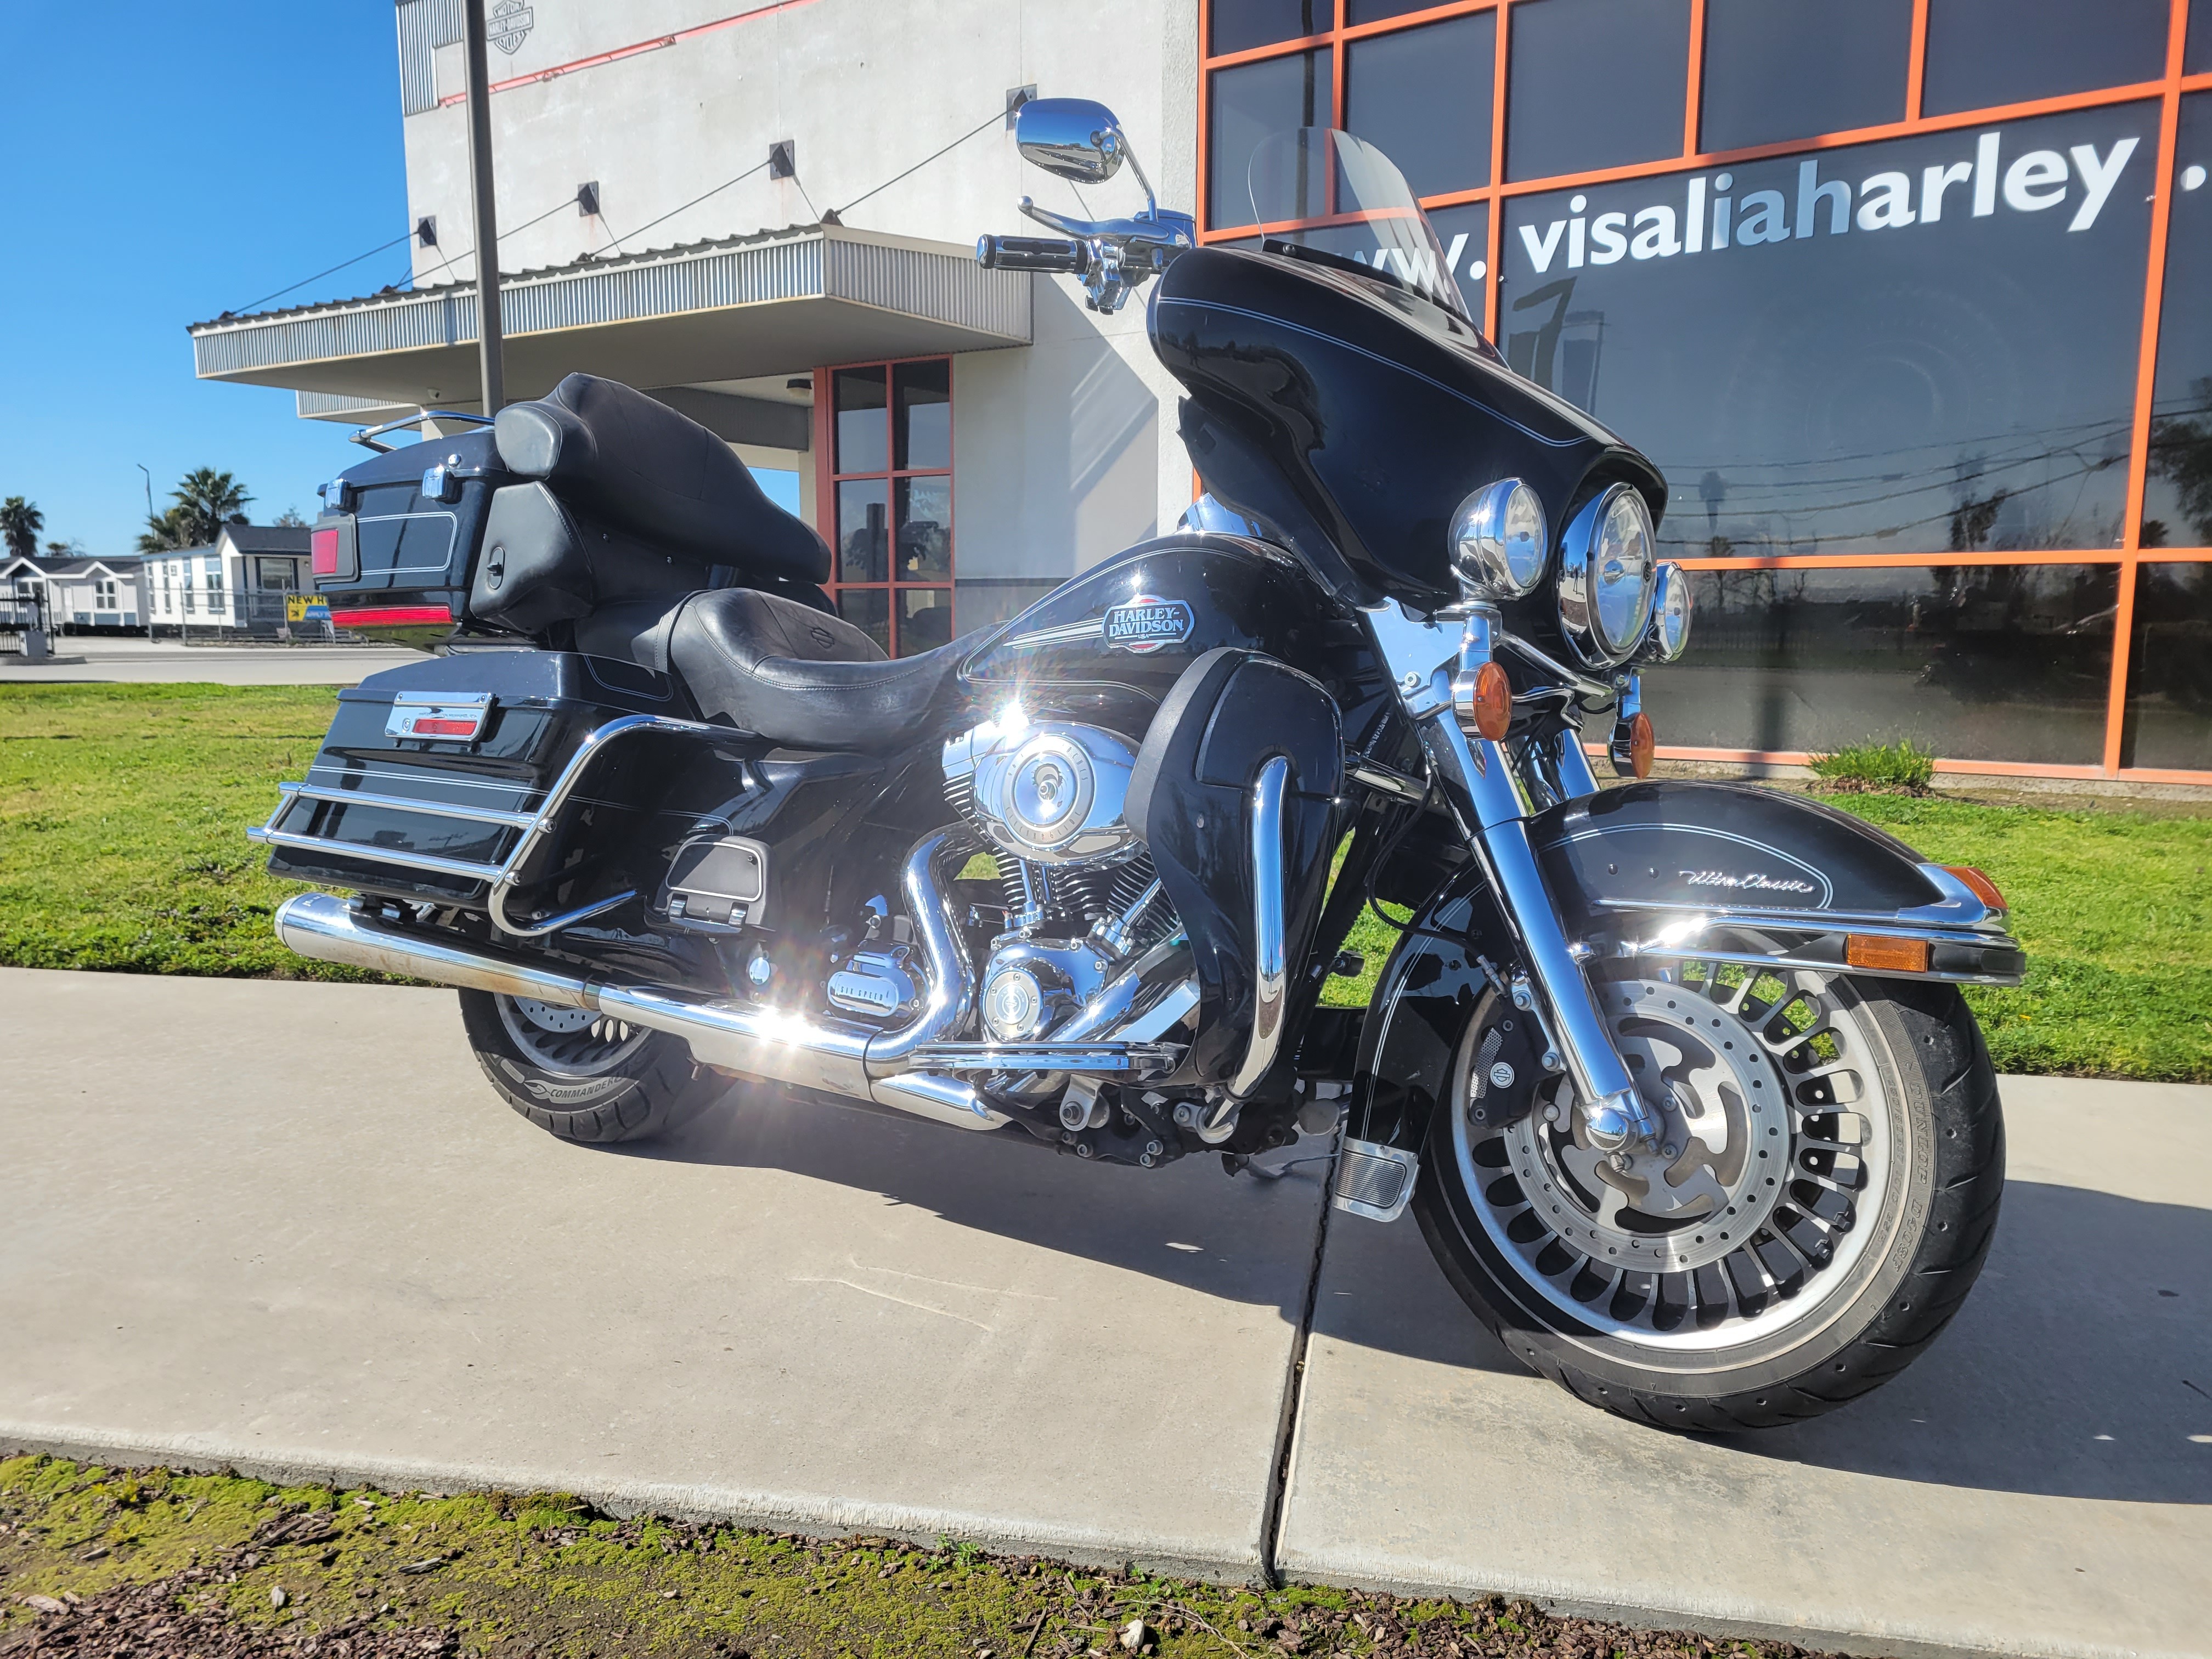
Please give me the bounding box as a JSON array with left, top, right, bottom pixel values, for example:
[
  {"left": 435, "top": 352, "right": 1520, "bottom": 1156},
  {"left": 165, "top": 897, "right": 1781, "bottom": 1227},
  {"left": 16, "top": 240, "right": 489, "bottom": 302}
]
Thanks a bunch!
[{"left": 0, "top": 1423, "right": 1260, "bottom": 1585}]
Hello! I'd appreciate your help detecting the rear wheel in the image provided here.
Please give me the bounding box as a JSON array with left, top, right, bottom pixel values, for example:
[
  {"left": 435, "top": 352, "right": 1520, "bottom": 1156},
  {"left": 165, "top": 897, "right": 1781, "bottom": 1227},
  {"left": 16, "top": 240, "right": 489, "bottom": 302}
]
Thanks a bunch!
[
  {"left": 1412, "top": 960, "right": 2004, "bottom": 1430},
  {"left": 458, "top": 989, "right": 727, "bottom": 1144}
]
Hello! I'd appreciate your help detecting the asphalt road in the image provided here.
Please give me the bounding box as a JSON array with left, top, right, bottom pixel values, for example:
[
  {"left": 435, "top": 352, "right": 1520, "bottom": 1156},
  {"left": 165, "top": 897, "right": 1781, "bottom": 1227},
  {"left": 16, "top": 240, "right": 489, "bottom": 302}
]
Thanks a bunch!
[
  {"left": 0, "top": 636, "right": 427, "bottom": 686},
  {"left": 2, "top": 969, "right": 2205, "bottom": 1659}
]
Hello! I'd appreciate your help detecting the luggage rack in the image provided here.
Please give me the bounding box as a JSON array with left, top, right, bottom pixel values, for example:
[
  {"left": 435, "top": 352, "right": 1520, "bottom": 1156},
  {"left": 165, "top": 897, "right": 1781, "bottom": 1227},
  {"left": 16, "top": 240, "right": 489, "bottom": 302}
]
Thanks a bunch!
[{"left": 249, "top": 711, "right": 723, "bottom": 938}]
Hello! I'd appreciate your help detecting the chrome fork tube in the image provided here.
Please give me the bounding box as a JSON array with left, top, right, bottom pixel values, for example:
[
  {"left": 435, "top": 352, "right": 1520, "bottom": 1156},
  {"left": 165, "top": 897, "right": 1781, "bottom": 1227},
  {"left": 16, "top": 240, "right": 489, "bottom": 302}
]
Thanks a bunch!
[{"left": 1363, "top": 601, "right": 1658, "bottom": 1154}]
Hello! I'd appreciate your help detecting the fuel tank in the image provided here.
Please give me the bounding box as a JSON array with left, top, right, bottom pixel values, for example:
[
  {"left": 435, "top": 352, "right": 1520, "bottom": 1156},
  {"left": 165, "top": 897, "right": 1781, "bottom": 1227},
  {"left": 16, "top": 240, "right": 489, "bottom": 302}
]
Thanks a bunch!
[
  {"left": 959, "top": 531, "right": 1388, "bottom": 742},
  {"left": 1150, "top": 245, "right": 1667, "bottom": 616}
]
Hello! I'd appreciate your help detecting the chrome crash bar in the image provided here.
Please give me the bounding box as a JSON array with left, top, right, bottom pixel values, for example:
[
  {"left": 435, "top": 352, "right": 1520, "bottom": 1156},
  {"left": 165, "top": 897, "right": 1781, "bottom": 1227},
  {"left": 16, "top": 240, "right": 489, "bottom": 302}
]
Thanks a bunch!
[{"left": 250, "top": 713, "right": 723, "bottom": 939}]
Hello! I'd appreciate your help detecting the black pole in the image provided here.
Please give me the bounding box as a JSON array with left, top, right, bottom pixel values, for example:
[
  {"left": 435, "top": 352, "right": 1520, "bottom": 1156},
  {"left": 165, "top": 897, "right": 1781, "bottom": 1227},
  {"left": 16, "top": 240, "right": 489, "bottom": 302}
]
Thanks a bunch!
[{"left": 463, "top": 0, "right": 505, "bottom": 414}]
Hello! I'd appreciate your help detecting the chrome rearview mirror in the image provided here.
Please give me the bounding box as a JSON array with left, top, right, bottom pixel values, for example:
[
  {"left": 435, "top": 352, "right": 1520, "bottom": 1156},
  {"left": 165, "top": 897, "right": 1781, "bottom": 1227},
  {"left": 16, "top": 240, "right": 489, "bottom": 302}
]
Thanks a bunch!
[{"left": 1015, "top": 98, "right": 1128, "bottom": 185}]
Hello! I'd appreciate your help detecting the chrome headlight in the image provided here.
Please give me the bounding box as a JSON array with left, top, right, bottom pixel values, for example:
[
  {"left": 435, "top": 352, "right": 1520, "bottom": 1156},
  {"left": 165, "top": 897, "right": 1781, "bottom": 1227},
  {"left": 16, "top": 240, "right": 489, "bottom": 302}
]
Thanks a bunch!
[
  {"left": 1638, "top": 561, "right": 1692, "bottom": 662},
  {"left": 1558, "top": 483, "right": 1658, "bottom": 667},
  {"left": 1449, "top": 478, "right": 1547, "bottom": 600}
]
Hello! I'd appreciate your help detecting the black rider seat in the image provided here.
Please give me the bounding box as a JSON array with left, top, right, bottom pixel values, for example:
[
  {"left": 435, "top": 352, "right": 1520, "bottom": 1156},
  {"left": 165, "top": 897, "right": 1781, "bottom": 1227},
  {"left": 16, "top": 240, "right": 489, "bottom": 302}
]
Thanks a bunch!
[{"left": 573, "top": 587, "right": 972, "bottom": 753}]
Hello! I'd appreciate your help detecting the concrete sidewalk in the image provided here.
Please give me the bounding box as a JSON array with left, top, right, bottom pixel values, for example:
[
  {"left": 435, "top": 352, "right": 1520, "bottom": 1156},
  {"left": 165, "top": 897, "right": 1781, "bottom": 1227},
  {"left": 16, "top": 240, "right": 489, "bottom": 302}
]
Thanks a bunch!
[
  {"left": 0, "top": 635, "right": 427, "bottom": 685},
  {"left": 2, "top": 967, "right": 2206, "bottom": 1657}
]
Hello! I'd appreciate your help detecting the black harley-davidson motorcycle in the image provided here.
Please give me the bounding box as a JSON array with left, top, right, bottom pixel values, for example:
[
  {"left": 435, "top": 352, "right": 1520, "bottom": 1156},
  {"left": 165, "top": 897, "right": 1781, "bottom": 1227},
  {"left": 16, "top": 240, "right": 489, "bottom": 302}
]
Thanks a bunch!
[{"left": 258, "top": 104, "right": 2019, "bottom": 1430}]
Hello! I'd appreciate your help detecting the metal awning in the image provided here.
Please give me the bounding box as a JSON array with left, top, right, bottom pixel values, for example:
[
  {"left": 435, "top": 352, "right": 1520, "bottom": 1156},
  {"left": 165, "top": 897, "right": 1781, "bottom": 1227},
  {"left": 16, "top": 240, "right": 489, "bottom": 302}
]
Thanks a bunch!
[{"left": 188, "top": 223, "right": 1031, "bottom": 409}]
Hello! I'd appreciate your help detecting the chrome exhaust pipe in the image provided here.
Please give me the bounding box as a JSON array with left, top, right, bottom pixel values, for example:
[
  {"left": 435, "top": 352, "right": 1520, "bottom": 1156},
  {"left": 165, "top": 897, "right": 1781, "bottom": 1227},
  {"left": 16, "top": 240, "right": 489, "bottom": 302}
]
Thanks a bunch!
[{"left": 272, "top": 832, "right": 1007, "bottom": 1130}]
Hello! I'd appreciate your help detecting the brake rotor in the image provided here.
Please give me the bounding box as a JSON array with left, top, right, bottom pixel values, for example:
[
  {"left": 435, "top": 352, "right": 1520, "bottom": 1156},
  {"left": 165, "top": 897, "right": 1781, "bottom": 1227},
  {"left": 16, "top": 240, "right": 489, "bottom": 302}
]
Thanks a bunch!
[{"left": 1496, "top": 978, "right": 1790, "bottom": 1276}]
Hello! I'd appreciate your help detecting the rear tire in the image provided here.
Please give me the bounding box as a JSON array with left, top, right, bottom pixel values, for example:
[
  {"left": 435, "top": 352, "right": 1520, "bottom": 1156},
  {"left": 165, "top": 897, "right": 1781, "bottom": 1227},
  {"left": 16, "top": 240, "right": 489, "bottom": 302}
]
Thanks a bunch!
[
  {"left": 1412, "top": 964, "right": 2004, "bottom": 1430},
  {"left": 458, "top": 989, "right": 728, "bottom": 1144}
]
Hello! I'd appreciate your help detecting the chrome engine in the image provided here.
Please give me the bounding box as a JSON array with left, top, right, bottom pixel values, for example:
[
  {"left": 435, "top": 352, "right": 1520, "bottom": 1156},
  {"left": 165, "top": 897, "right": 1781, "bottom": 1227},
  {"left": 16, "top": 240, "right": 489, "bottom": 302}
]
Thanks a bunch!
[{"left": 943, "top": 714, "right": 1182, "bottom": 1053}]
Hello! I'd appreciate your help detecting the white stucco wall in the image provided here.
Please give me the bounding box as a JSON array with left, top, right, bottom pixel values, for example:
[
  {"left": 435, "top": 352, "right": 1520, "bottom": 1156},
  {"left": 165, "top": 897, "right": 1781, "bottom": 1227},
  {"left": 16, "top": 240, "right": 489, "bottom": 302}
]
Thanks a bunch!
[{"left": 396, "top": 0, "right": 1199, "bottom": 601}]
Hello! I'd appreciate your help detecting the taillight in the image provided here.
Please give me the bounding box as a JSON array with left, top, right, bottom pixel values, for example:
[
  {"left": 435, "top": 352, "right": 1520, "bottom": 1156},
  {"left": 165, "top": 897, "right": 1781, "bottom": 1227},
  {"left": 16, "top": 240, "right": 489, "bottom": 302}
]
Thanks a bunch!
[{"left": 311, "top": 527, "right": 340, "bottom": 577}]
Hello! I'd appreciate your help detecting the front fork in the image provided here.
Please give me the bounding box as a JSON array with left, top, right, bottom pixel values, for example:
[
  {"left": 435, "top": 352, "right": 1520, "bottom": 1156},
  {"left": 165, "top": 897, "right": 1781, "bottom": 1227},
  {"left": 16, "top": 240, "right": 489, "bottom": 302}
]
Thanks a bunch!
[{"left": 1363, "top": 602, "right": 1662, "bottom": 1155}]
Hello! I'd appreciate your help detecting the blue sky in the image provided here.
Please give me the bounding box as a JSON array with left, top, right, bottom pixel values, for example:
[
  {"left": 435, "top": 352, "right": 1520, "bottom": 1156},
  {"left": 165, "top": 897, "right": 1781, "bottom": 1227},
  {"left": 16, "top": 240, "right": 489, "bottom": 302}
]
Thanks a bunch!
[{"left": 1, "top": 5, "right": 416, "bottom": 555}]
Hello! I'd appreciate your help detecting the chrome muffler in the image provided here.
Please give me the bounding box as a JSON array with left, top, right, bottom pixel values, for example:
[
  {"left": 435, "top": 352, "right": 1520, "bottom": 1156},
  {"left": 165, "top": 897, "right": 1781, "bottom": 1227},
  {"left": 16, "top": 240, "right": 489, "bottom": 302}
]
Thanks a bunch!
[{"left": 272, "top": 831, "right": 1008, "bottom": 1132}]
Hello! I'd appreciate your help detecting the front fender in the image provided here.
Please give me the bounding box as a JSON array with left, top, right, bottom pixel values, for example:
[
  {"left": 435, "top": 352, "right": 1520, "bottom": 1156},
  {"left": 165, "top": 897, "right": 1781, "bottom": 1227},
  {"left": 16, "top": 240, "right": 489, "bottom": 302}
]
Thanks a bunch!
[{"left": 1346, "top": 780, "right": 2022, "bottom": 1165}]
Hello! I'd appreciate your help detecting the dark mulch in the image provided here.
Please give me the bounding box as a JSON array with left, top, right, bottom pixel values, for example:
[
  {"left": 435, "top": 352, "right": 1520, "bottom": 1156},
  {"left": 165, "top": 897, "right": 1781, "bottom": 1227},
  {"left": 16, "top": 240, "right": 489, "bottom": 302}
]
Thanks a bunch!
[{"left": 3, "top": 1576, "right": 454, "bottom": 1657}]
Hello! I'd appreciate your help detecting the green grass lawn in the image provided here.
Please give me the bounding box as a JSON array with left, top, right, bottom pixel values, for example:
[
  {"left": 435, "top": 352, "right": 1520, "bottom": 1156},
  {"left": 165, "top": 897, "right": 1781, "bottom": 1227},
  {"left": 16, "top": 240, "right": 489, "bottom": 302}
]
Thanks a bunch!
[
  {"left": 3, "top": 685, "right": 2206, "bottom": 1080},
  {"left": 0, "top": 683, "right": 365, "bottom": 981}
]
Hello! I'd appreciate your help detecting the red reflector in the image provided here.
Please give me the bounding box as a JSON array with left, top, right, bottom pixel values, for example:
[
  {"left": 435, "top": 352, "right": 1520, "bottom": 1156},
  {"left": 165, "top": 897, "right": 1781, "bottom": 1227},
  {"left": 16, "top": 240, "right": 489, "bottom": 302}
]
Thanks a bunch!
[
  {"left": 311, "top": 528, "right": 339, "bottom": 575},
  {"left": 410, "top": 718, "right": 479, "bottom": 737}
]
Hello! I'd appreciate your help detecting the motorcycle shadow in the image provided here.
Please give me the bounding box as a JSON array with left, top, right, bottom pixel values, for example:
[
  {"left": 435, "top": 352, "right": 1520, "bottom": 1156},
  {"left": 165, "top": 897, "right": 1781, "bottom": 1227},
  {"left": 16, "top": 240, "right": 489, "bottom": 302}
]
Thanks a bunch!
[
  {"left": 1315, "top": 1180, "right": 2210, "bottom": 1500},
  {"left": 1716, "top": 1178, "right": 2212, "bottom": 1503}
]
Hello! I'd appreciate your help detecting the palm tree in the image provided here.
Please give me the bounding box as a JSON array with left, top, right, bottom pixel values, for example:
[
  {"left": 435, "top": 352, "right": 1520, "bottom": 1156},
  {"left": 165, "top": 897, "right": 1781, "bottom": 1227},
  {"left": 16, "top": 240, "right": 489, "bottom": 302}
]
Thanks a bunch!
[
  {"left": 168, "top": 469, "right": 253, "bottom": 545},
  {"left": 137, "top": 506, "right": 197, "bottom": 554},
  {"left": 0, "top": 496, "right": 43, "bottom": 561}
]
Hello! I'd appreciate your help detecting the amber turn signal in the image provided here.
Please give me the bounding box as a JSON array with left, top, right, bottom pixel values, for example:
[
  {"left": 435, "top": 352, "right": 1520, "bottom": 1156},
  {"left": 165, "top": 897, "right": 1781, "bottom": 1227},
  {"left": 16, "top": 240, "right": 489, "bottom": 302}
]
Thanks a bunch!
[
  {"left": 1609, "top": 711, "right": 1655, "bottom": 778},
  {"left": 1846, "top": 934, "right": 1932, "bottom": 973},
  {"left": 1942, "top": 865, "right": 2007, "bottom": 912},
  {"left": 1470, "top": 660, "right": 1512, "bottom": 740}
]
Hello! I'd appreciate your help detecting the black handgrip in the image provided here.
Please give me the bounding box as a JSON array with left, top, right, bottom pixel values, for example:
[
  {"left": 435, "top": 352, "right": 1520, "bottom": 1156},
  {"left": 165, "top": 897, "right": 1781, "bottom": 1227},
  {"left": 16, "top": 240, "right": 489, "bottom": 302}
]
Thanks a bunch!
[{"left": 975, "top": 234, "right": 1089, "bottom": 273}]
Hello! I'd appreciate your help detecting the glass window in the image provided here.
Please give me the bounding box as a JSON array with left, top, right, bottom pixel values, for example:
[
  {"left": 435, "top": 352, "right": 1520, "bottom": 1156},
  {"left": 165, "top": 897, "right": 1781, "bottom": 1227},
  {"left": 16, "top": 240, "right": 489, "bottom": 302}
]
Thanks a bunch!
[
  {"left": 2122, "top": 562, "right": 2212, "bottom": 769},
  {"left": 1424, "top": 200, "right": 1492, "bottom": 319},
  {"left": 1497, "top": 103, "right": 2157, "bottom": 557},
  {"left": 1209, "top": 48, "right": 1334, "bottom": 228},
  {"left": 836, "top": 587, "right": 890, "bottom": 656},
  {"left": 833, "top": 366, "right": 888, "bottom": 474},
  {"left": 1211, "top": 0, "right": 1328, "bottom": 57},
  {"left": 2144, "top": 94, "right": 2212, "bottom": 551},
  {"left": 893, "top": 359, "right": 952, "bottom": 471},
  {"left": 1639, "top": 563, "right": 2120, "bottom": 764},
  {"left": 1506, "top": 0, "right": 1690, "bottom": 183},
  {"left": 1922, "top": 0, "right": 2168, "bottom": 119},
  {"left": 1344, "top": 12, "right": 1495, "bottom": 199},
  {"left": 2192, "top": 0, "right": 2212, "bottom": 75},
  {"left": 836, "top": 478, "right": 889, "bottom": 584},
  {"left": 1699, "top": 0, "right": 1912, "bottom": 154},
  {"left": 896, "top": 476, "right": 953, "bottom": 580},
  {"left": 900, "top": 588, "right": 955, "bottom": 654}
]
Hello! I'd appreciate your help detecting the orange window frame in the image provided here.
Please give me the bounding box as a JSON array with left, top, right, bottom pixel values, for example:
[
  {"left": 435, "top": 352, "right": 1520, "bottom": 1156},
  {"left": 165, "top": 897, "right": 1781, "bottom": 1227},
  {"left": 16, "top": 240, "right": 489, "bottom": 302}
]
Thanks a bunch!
[
  {"left": 812, "top": 354, "right": 957, "bottom": 659},
  {"left": 1195, "top": 0, "right": 2212, "bottom": 784}
]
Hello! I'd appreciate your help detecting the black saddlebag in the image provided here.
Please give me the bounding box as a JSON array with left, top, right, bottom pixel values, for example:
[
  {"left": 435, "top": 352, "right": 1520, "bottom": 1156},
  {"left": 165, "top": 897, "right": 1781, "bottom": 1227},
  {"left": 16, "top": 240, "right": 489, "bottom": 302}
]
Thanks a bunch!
[{"left": 253, "top": 649, "right": 697, "bottom": 914}]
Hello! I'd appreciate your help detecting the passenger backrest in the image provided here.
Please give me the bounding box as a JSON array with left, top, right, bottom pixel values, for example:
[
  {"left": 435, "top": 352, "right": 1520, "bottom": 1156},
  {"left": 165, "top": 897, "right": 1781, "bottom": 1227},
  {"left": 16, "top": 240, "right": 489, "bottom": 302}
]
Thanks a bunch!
[{"left": 493, "top": 374, "right": 830, "bottom": 584}]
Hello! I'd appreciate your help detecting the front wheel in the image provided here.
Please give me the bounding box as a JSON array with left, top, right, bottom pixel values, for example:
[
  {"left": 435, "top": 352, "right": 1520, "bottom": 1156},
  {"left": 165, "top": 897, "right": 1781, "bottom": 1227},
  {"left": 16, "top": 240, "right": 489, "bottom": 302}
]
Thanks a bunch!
[
  {"left": 459, "top": 989, "right": 729, "bottom": 1144},
  {"left": 1412, "top": 960, "right": 2004, "bottom": 1430}
]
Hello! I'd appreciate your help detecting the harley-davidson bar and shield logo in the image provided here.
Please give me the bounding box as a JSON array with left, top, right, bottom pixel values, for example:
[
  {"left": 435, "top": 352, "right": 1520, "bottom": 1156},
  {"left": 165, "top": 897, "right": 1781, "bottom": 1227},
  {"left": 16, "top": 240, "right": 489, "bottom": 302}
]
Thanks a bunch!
[{"left": 1103, "top": 596, "right": 1194, "bottom": 654}]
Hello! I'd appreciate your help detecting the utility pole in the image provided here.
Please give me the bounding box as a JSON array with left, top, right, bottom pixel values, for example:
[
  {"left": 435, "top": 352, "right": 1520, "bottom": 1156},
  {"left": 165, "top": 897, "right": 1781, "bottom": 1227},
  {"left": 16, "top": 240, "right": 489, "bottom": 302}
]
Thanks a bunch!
[
  {"left": 464, "top": 0, "right": 506, "bottom": 415},
  {"left": 136, "top": 464, "right": 155, "bottom": 638}
]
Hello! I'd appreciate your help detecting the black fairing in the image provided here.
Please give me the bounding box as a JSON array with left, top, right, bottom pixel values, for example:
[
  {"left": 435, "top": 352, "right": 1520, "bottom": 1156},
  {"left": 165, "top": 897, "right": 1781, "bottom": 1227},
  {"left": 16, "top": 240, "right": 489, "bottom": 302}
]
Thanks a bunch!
[
  {"left": 1530, "top": 780, "right": 1946, "bottom": 925},
  {"left": 1149, "top": 245, "right": 1667, "bottom": 617},
  {"left": 1125, "top": 649, "right": 1344, "bottom": 1087},
  {"left": 959, "top": 531, "right": 1394, "bottom": 750}
]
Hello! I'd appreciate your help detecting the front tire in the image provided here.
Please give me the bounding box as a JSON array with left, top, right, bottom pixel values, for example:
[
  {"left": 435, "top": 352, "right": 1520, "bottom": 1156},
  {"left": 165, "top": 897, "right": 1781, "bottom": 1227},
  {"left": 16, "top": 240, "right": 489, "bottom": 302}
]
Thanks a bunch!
[
  {"left": 1412, "top": 961, "right": 2004, "bottom": 1430},
  {"left": 459, "top": 989, "right": 728, "bottom": 1144}
]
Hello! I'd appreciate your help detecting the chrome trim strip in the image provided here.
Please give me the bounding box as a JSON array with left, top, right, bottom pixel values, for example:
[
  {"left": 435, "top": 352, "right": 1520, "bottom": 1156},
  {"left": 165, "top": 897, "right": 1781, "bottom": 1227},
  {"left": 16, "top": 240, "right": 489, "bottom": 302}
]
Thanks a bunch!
[
  {"left": 246, "top": 824, "right": 503, "bottom": 884},
  {"left": 910, "top": 1042, "right": 1186, "bottom": 1076},
  {"left": 1231, "top": 754, "right": 1292, "bottom": 1099},
  {"left": 275, "top": 781, "right": 537, "bottom": 830}
]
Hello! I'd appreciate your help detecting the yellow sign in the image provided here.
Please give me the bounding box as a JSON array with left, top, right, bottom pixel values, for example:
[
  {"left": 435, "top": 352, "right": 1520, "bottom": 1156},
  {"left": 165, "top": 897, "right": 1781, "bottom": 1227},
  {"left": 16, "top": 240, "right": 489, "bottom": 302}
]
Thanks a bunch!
[{"left": 286, "top": 595, "right": 333, "bottom": 622}]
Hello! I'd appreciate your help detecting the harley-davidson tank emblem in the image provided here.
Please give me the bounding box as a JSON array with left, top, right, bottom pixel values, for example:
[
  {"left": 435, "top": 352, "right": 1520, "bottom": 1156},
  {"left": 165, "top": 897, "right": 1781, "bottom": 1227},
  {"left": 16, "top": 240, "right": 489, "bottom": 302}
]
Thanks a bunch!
[
  {"left": 1680, "top": 870, "right": 1820, "bottom": 895},
  {"left": 1103, "top": 596, "right": 1194, "bottom": 654}
]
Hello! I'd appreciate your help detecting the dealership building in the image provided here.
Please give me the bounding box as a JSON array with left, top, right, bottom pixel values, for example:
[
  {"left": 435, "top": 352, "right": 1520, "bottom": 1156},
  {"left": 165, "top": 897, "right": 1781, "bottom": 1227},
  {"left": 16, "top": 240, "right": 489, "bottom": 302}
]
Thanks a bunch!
[{"left": 187, "top": 0, "right": 2211, "bottom": 784}]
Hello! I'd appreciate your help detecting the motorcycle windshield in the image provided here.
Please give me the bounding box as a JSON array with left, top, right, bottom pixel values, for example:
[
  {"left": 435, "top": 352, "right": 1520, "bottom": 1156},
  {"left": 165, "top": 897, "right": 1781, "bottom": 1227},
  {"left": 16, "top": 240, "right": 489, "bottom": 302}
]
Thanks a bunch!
[{"left": 1246, "top": 127, "right": 1469, "bottom": 321}]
